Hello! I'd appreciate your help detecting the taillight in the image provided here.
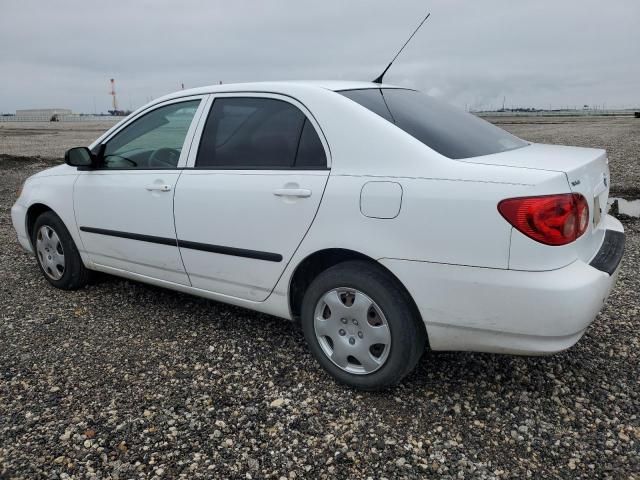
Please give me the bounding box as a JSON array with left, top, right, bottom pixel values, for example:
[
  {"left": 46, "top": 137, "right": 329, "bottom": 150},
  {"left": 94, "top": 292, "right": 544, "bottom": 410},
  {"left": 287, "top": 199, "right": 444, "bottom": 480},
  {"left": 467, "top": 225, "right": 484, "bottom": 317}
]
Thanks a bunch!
[{"left": 498, "top": 193, "right": 589, "bottom": 246}]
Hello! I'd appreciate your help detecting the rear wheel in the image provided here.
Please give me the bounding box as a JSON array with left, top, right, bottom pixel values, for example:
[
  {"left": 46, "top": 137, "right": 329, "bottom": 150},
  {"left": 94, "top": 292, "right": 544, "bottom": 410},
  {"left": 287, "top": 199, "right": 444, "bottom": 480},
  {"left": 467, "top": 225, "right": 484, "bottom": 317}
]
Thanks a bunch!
[
  {"left": 301, "top": 260, "right": 426, "bottom": 390},
  {"left": 32, "top": 211, "right": 90, "bottom": 290}
]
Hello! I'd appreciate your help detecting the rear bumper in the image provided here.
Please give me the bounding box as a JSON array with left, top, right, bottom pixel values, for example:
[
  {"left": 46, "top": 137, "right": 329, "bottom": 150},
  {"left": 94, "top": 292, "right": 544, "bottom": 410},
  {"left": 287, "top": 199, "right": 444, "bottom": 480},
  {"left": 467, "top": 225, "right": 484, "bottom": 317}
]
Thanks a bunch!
[
  {"left": 589, "top": 229, "right": 625, "bottom": 275},
  {"left": 380, "top": 222, "right": 624, "bottom": 355}
]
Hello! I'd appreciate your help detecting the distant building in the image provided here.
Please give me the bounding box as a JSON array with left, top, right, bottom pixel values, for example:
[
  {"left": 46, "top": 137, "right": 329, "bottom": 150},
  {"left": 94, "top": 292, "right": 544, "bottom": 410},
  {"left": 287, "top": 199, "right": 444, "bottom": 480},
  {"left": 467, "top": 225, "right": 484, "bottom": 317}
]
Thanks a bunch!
[{"left": 16, "top": 108, "right": 72, "bottom": 117}]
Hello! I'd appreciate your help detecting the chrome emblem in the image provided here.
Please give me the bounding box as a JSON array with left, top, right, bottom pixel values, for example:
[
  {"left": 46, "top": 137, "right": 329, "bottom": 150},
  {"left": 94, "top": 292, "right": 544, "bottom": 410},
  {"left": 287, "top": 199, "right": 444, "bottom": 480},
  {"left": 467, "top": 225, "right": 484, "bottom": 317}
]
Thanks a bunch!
[{"left": 571, "top": 179, "right": 581, "bottom": 186}]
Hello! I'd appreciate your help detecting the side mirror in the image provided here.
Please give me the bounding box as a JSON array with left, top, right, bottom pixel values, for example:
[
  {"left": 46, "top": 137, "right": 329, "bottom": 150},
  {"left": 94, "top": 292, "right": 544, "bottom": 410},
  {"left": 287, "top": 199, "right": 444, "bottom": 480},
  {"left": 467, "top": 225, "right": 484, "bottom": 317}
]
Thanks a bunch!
[{"left": 65, "top": 147, "right": 95, "bottom": 168}]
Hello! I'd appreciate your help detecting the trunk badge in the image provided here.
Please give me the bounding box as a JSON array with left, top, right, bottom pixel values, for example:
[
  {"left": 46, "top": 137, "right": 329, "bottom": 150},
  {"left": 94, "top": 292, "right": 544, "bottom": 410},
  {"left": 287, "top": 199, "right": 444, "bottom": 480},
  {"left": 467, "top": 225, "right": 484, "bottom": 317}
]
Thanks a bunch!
[{"left": 571, "top": 179, "right": 581, "bottom": 186}]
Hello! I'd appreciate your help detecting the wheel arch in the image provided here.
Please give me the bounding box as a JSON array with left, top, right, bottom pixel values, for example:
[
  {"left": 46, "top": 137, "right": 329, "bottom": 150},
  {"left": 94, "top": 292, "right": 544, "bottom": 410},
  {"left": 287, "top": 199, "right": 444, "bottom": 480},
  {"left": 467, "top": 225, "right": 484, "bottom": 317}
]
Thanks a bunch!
[
  {"left": 287, "top": 248, "right": 425, "bottom": 332},
  {"left": 25, "top": 203, "right": 55, "bottom": 244}
]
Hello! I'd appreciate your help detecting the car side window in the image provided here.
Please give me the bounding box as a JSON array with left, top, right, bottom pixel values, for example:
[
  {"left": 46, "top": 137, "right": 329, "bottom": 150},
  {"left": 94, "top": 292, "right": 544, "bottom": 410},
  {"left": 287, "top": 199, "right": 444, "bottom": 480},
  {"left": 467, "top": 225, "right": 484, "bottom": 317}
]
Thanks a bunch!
[
  {"left": 101, "top": 100, "right": 200, "bottom": 169},
  {"left": 295, "top": 119, "right": 327, "bottom": 168},
  {"left": 196, "top": 97, "right": 326, "bottom": 169}
]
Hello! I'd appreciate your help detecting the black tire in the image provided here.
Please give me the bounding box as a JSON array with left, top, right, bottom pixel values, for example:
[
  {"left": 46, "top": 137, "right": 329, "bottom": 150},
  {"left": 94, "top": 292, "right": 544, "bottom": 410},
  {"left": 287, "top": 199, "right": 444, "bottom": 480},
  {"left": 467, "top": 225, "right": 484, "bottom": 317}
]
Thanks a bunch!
[
  {"left": 31, "top": 211, "right": 90, "bottom": 290},
  {"left": 301, "top": 260, "right": 426, "bottom": 391}
]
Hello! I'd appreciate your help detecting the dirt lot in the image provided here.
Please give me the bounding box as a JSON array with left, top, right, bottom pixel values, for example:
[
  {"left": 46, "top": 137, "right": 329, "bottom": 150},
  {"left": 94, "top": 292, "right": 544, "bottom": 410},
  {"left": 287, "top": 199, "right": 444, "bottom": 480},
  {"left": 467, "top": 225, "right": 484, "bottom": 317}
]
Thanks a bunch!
[
  {"left": 0, "top": 118, "right": 639, "bottom": 479},
  {"left": 0, "top": 121, "right": 119, "bottom": 159}
]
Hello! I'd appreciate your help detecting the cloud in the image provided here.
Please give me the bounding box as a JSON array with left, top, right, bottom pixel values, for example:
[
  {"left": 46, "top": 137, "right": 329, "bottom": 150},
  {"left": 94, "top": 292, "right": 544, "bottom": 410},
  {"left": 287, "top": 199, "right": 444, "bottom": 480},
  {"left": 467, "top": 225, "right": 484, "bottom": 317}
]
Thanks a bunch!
[{"left": 0, "top": 0, "right": 638, "bottom": 112}]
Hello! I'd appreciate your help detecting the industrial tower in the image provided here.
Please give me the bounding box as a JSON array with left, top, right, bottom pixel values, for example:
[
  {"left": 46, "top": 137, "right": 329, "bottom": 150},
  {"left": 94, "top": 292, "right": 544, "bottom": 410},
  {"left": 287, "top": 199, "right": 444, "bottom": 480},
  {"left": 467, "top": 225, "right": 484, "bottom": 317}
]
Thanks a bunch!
[
  {"left": 109, "top": 78, "right": 118, "bottom": 112},
  {"left": 108, "top": 79, "right": 127, "bottom": 116}
]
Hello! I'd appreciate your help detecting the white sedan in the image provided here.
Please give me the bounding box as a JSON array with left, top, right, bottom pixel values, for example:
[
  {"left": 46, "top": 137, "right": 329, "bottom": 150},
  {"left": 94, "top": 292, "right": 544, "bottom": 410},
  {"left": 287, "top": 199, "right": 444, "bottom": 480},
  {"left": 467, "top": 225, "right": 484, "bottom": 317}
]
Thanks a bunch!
[{"left": 11, "top": 81, "right": 625, "bottom": 390}]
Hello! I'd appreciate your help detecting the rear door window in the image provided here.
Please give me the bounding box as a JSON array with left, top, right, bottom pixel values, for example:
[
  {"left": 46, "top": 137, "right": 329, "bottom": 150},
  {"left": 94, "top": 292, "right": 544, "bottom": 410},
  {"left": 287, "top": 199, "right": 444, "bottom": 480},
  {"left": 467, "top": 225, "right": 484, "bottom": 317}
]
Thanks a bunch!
[
  {"left": 295, "top": 119, "right": 327, "bottom": 168},
  {"left": 339, "top": 88, "right": 527, "bottom": 159},
  {"left": 196, "top": 97, "right": 326, "bottom": 169}
]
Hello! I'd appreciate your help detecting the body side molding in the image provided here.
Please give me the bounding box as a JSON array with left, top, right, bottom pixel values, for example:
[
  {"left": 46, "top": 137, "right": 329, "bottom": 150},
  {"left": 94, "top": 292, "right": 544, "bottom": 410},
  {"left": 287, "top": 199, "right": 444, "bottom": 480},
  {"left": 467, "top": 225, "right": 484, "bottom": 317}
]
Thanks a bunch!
[{"left": 79, "top": 226, "right": 282, "bottom": 262}]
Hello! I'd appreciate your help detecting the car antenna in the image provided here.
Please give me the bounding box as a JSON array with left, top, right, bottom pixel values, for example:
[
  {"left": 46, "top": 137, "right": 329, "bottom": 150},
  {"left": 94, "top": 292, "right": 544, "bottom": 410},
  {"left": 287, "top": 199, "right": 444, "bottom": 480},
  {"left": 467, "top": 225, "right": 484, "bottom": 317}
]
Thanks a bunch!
[{"left": 372, "top": 12, "right": 431, "bottom": 84}]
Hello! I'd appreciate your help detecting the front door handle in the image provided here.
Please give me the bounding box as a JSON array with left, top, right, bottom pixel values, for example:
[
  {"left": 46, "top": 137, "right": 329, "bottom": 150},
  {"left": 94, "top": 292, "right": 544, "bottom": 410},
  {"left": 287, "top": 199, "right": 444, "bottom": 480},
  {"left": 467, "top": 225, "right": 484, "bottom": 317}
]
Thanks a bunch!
[
  {"left": 145, "top": 184, "right": 172, "bottom": 192},
  {"left": 273, "top": 188, "right": 312, "bottom": 198}
]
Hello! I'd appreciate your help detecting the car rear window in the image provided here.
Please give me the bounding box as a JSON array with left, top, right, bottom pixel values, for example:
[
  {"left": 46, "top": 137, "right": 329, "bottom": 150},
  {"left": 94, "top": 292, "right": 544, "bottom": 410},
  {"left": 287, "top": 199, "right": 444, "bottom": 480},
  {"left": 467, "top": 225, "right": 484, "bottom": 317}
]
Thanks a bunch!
[{"left": 339, "top": 88, "right": 527, "bottom": 159}]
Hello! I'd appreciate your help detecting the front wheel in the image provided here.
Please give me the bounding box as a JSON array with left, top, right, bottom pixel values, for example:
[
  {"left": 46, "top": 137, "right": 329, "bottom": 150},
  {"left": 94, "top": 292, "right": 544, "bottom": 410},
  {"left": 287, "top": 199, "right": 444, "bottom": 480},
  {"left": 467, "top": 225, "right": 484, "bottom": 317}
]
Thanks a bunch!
[
  {"left": 32, "top": 211, "right": 90, "bottom": 290},
  {"left": 301, "top": 260, "right": 426, "bottom": 391}
]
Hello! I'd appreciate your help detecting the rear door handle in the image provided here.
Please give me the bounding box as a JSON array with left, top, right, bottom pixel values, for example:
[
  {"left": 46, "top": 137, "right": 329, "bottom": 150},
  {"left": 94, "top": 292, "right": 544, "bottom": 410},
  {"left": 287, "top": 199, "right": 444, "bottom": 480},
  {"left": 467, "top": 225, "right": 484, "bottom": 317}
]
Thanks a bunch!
[
  {"left": 273, "top": 188, "right": 312, "bottom": 198},
  {"left": 145, "top": 184, "right": 172, "bottom": 192}
]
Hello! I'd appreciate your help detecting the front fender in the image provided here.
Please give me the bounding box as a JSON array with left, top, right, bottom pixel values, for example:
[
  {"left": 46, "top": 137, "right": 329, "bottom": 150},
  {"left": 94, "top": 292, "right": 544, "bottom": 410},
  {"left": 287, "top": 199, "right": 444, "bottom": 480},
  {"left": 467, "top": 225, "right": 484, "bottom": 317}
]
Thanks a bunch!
[{"left": 17, "top": 174, "right": 91, "bottom": 267}]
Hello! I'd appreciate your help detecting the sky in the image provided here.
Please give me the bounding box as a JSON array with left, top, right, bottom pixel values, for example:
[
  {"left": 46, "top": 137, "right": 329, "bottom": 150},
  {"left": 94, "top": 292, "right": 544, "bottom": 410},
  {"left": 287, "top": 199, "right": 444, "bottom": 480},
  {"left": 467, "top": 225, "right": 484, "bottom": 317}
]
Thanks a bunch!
[{"left": 1, "top": 0, "right": 638, "bottom": 113}]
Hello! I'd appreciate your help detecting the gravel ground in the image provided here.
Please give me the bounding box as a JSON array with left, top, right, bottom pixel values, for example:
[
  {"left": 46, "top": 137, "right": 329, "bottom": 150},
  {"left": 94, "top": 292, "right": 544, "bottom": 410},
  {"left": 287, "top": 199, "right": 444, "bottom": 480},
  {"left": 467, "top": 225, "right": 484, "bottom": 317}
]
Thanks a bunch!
[{"left": 1, "top": 120, "right": 639, "bottom": 479}]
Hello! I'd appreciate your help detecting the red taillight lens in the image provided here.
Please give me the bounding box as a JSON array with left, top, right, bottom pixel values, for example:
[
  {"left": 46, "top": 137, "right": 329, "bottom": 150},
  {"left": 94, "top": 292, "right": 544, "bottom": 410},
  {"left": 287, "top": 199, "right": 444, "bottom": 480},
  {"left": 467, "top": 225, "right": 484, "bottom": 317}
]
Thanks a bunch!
[{"left": 498, "top": 193, "right": 589, "bottom": 246}]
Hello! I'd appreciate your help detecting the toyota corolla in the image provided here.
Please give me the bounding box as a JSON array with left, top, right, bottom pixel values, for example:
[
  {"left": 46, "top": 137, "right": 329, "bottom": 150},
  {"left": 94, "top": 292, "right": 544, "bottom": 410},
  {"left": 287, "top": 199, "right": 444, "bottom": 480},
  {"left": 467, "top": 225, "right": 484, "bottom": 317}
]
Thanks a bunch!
[{"left": 11, "top": 81, "right": 625, "bottom": 390}]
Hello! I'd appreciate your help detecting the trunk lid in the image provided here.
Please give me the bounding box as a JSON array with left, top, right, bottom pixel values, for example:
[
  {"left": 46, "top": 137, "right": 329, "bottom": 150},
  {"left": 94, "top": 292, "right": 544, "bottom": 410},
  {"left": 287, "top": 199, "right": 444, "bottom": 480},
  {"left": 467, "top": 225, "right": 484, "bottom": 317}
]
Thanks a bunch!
[
  {"left": 564, "top": 148, "right": 610, "bottom": 264},
  {"left": 464, "top": 143, "right": 610, "bottom": 264}
]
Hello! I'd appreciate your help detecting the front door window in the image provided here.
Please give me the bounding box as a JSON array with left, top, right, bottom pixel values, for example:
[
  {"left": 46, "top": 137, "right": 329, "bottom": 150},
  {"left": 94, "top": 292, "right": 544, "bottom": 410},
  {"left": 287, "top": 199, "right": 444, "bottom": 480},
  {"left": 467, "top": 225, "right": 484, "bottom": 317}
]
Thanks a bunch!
[{"left": 102, "top": 100, "right": 200, "bottom": 169}]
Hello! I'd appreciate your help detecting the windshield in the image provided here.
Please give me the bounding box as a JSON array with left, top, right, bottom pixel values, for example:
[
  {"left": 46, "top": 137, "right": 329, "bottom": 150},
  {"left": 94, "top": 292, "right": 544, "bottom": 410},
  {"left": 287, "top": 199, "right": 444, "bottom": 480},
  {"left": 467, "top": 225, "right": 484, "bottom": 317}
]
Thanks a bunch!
[{"left": 339, "top": 88, "right": 528, "bottom": 159}]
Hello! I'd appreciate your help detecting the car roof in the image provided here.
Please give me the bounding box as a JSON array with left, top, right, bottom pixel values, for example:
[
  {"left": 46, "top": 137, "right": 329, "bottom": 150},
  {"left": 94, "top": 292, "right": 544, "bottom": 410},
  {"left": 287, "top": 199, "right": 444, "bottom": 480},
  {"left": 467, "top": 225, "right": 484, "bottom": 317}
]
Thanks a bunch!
[{"left": 154, "top": 80, "right": 405, "bottom": 103}]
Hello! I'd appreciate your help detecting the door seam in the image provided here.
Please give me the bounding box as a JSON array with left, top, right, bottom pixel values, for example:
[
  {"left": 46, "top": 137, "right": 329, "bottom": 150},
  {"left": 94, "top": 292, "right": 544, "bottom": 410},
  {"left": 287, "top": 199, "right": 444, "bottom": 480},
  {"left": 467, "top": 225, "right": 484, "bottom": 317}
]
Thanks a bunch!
[
  {"left": 172, "top": 168, "right": 193, "bottom": 287},
  {"left": 172, "top": 97, "right": 211, "bottom": 286}
]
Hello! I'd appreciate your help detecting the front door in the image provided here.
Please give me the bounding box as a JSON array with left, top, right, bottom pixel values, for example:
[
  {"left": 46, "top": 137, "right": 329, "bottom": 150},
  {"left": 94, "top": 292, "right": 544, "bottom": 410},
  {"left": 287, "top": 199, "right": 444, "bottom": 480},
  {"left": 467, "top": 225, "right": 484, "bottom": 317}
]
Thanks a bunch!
[
  {"left": 174, "top": 94, "right": 330, "bottom": 300},
  {"left": 74, "top": 98, "right": 205, "bottom": 284}
]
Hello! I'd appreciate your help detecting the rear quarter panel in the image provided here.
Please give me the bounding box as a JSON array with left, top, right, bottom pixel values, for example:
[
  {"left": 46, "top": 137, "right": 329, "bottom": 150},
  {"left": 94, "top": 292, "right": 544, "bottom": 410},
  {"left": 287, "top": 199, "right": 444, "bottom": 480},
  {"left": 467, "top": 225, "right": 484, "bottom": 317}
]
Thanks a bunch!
[{"left": 279, "top": 166, "right": 568, "bottom": 269}]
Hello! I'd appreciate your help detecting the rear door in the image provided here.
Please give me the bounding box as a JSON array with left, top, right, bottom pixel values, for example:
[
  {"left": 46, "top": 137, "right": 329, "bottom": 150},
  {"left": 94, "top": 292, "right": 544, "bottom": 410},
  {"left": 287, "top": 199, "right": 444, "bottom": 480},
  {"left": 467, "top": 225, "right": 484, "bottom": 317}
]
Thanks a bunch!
[
  {"left": 74, "top": 97, "right": 206, "bottom": 284},
  {"left": 174, "top": 93, "right": 330, "bottom": 301}
]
